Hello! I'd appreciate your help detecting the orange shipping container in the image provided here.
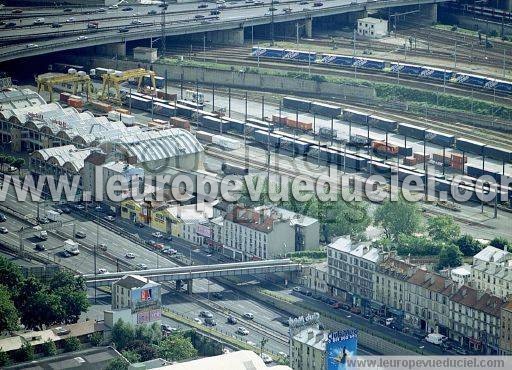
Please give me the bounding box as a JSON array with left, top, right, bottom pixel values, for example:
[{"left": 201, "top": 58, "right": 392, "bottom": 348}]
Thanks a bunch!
[
  {"left": 451, "top": 161, "right": 464, "bottom": 170},
  {"left": 67, "top": 98, "right": 84, "bottom": 108},
  {"left": 451, "top": 153, "right": 467, "bottom": 163},
  {"left": 403, "top": 156, "right": 417, "bottom": 166},
  {"left": 170, "top": 117, "right": 190, "bottom": 130}
]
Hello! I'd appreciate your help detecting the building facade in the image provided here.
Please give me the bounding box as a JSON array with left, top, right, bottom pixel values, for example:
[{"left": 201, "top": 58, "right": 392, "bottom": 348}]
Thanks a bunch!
[
  {"left": 327, "top": 238, "right": 383, "bottom": 310},
  {"left": 471, "top": 246, "right": 512, "bottom": 299},
  {"left": 357, "top": 17, "right": 388, "bottom": 38},
  {"left": 301, "top": 262, "right": 329, "bottom": 294},
  {"left": 291, "top": 327, "right": 327, "bottom": 370}
]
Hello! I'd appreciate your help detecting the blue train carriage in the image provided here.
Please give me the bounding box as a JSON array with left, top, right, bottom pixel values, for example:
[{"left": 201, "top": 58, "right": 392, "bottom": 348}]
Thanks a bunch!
[
  {"left": 485, "top": 78, "right": 512, "bottom": 93},
  {"left": 250, "top": 46, "right": 285, "bottom": 59},
  {"left": 419, "top": 66, "right": 454, "bottom": 81},
  {"left": 282, "top": 49, "right": 317, "bottom": 62},
  {"left": 319, "top": 53, "right": 354, "bottom": 66},
  {"left": 389, "top": 63, "right": 422, "bottom": 76},
  {"left": 342, "top": 108, "right": 370, "bottom": 125},
  {"left": 453, "top": 72, "right": 488, "bottom": 88},
  {"left": 352, "top": 57, "right": 386, "bottom": 71}
]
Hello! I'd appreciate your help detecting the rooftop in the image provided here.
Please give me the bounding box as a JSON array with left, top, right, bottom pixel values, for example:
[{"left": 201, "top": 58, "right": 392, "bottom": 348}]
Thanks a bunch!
[
  {"left": 328, "top": 237, "right": 381, "bottom": 263},
  {"left": 114, "top": 274, "right": 155, "bottom": 289},
  {"left": 451, "top": 285, "right": 505, "bottom": 317},
  {"left": 293, "top": 327, "right": 328, "bottom": 352},
  {"left": 407, "top": 269, "right": 453, "bottom": 296},
  {"left": 0, "top": 88, "right": 45, "bottom": 110},
  {"left": 31, "top": 145, "right": 95, "bottom": 172},
  {"left": 473, "top": 246, "right": 511, "bottom": 265}
]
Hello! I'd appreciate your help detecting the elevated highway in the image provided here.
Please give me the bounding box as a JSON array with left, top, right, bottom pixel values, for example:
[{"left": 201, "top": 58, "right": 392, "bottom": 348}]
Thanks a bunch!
[
  {"left": 83, "top": 258, "right": 302, "bottom": 288},
  {"left": 0, "top": 0, "right": 449, "bottom": 63}
]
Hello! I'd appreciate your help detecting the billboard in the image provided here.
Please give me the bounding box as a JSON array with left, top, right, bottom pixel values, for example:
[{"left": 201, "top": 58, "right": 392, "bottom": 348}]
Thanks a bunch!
[
  {"left": 326, "top": 329, "right": 358, "bottom": 370},
  {"left": 131, "top": 285, "right": 161, "bottom": 312},
  {"left": 196, "top": 224, "right": 212, "bottom": 238},
  {"left": 141, "top": 288, "right": 152, "bottom": 301}
]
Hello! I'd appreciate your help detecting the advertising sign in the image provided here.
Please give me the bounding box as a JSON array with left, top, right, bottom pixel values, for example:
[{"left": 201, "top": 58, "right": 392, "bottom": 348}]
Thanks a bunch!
[
  {"left": 141, "top": 288, "right": 152, "bottom": 301},
  {"left": 326, "top": 329, "right": 358, "bottom": 370},
  {"left": 196, "top": 224, "right": 212, "bottom": 238}
]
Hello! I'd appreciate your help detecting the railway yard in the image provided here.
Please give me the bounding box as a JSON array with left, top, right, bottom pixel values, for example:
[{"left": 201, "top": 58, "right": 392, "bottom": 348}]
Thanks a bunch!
[{"left": 1, "top": 1, "right": 512, "bottom": 366}]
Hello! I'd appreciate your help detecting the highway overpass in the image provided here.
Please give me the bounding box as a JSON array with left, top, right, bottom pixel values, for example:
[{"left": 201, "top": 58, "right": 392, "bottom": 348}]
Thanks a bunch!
[
  {"left": 0, "top": 0, "right": 449, "bottom": 63},
  {"left": 83, "top": 258, "right": 302, "bottom": 290}
]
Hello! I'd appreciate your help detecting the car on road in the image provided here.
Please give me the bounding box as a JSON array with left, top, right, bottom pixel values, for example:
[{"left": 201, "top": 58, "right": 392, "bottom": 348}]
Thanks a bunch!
[
  {"left": 122, "top": 7, "right": 133, "bottom": 11},
  {"left": 0, "top": 213, "right": 6, "bottom": 222},
  {"left": 5, "top": 22, "right": 16, "bottom": 29},
  {"left": 63, "top": 8, "right": 72, "bottom": 12},
  {"left": 237, "top": 326, "right": 249, "bottom": 335},
  {"left": 278, "top": 351, "right": 288, "bottom": 358},
  {"left": 162, "top": 248, "right": 177, "bottom": 255},
  {"left": 216, "top": 0, "right": 225, "bottom": 3},
  {"left": 299, "top": 0, "right": 308, "bottom": 4},
  {"left": 454, "top": 347, "right": 468, "bottom": 355},
  {"left": 33, "top": 18, "right": 45, "bottom": 25},
  {"left": 136, "top": 263, "right": 148, "bottom": 270},
  {"left": 268, "top": 6, "right": 277, "bottom": 11},
  {"left": 254, "top": 0, "right": 264, "bottom": 4},
  {"left": 199, "top": 310, "right": 213, "bottom": 318},
  {"left": 125, "top": 252, "right": 136, "bottom": 259},
  {"left": 198, "top": 3, "right": 208, "bottom": 8},
  {"left": 261, "top": 353, "right": 273, "bottom": 364},
  {"left": 147, "top": 240, "right": 156, "bottom": 247},
  {"left": 99, "top": 243, "right": 108, "bottom": 251},
  {"left": 76, "top": 36, "right": 88, "bottom": 41},
  {"left": 135, "top": 222, "right": 145, "bottom": 228},
  {"left": 104, "top": 215, "right": 115, "bottom": 222},
  {"left": 153, "top": 242, "right": 164, "bottom": 250},
  {"left": 148, "top": 10, "right": 158, "bottom": 15},
  {"left": 60, "top": 250, "right": 72, "bottom": 257},
  {"left": 66, "top": 17, "right": 75, "bottom": 22},
  {"left": 131, "top": 19, "right": 142, "bottom": 25},
  {"left": 98, "top": 268, "right": 108, "bottom": 274},
  {"left": 313, "top": 1, "right": 323, "bottom": 6},
  {"left": 292, "top": 286, "right": 301, "bottom": 292},
  {"left": 12, "top": 9, "right": 23, "bottom": 14},
  {"left": 35, "top": 243, "right": 46, "bottom": 251},
  {"left": 194, "top": 318, "right": 202, "bottom": 324},
  {"left": 151, "top": 231, "right": 163, "bottom": 238},
  {"left": 108, "top": 4, "right": 118, "bottom": 9},
  {"left": 204, "top": 317, "right": 216, "bottom": 326},
  {"left": 194, "top": 14, "right": 205, "bottom": 19},
  {"left": 245, "top": 0, "right": 254, "bottom": 3},
  {"left": 97, "top": 8, "right": 106, "bottom": 13},
  {"left": 61, "top": 206, "right": 71, "bottom": 214},
  {"left": 75, "top": 231, "right": 86, "bottom": 238},
  {"left": 119, "top": 27, "right": 129, "bottom": 33},
  {"left": 212, "top": 292, "right": 223, "bottom": 299},
  {"left": 243, "top": 312, "right": 254, "bottom": 320},
  {"left": 38, "top": 217, "right": 50, "bottom": 223},
  {"left": 227, "top": 315, "right": 237, "bottom": 324},
  {"left": 210, "top": 9, "right": 221, "bottom": 15},
  {"left": 282, "top": 7, "right": 292, "bottom": 13}
]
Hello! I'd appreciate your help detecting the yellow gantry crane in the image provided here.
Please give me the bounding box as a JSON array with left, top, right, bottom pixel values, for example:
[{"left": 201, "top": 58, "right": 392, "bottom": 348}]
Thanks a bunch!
[
  {"left": 100, "top": 68, "right": 156, "bottom": 102},
  {"left": 36, "top": 72, "right": 93, "bottom": 102}
]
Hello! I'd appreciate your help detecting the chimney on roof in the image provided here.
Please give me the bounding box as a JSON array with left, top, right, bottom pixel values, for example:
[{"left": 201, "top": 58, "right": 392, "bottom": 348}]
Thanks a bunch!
[
  {"left": 424, "top": 272, "right": 431, "bottom": 283},
  {"left": 362, "top": 245, "right": 369, "bottom": 255},
  {"left": 477, "top": 290, "right": 484, "bottom": 301},
  {"left": 307, "top": 330, "right": 314, "bottom": 340},
  {"left": 315, "top": 332, "right": 324, "bottom": 343}
]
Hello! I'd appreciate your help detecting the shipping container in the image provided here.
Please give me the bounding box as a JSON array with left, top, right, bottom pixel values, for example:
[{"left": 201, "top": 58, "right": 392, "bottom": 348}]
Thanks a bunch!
[
  {"left": 310, "top": 101, "right": 342, "bottom": 117},
  {"left": 320, "top": 54, "right": 354, "bottom": 66},
  {"left": 455, "top": 138, "right": 486, "bottom": 156},
  {"left": 279, "top": 136, "right": 310, "bottom": 155},
  {"left": 368, "top": 115, "right": 398, "bottom": 132},
  {"left": 432, "top": 153, "right": 451, "bottom": 165},
  {"left": 67, "top": 97, "right": 83, "bottom": 109},
  {"left": 89, "top": 100, "right": 112, "bottom": 113},
  {"left": 343, "top": 109, "right": 369, "bottom": 125},
  {"left": 283, "top": 96, "right": 311, "bottom": 112},
  {"left": 450, "top": 153, "right": 467, "bottom": 163},
  {"left": 251, "top": 46, "right": 285, "bottom": 59},
  {"left": 212, "top": 135, "right": 241, "bottom": 150},
  {"left": 272, "top": 115, "right": 288, "bottom": 125},
  {"left": 425, "top": 129, "right": 455, "bottom": 147},
  {"left": 372, "top": 140, "right": 399, "bottom": 156},
  {"left": 107, "top": 111, "right": 134, "bottom": 125},
  {"left": 413, "top": 153, "right": 430, "bottom": 163},
  {"left": 200, "top": 116, "right": 230, "bottom": 133},
  {"left": 319, "top": 127, "right": 337, "bottom": 138},
  {"left": 398, "top": 146, "right": 413, "bottom": 157},
  {"left": 195, "top": 130, "right": 215, "bottom": 143},
  {"left": 59, "top": 92, "right": 71, "bottom": 103},
  {"left": 483, "top": 145, "right": 512, "bottom": 162},
  {"left": 170, "top": 117, "right": 190, "bottom": 130},
  {"left": 403, "top": 156, "right": 417, "bottom": 166},
  {"left": 390, "top": 63, "right": 422, "bottom": 76},
  {"left": 156, "top": 90, "right": 177, "bottom": 101},
  {"left": 398, "top": 122, "right": 426, "bottom": 140},
  {"left": 254, "top": 130, "right": 281, "bottom": 148},
  {"left": 246, "top": 117, "right": 274, "bottom": 131}
]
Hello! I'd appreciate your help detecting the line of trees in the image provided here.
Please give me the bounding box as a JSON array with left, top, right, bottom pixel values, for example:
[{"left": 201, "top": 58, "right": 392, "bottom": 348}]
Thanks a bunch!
[{"left": 0, "top": 154, "right": 24, "bottom": 174}]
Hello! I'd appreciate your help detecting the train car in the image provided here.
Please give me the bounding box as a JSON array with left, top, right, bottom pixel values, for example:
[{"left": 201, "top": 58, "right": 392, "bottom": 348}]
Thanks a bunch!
[
  {"left": 141, "top": 75, "right": 165, "bottom": 89},
  {"left": 282, "top": 49, "right": 316, "bottom": 62},
  {"left": 254, "top": 129, "right": 281, "bottom": 148},
  {"left": 278, "top": 135, "right": 310, "bottom": 155},
  {"left": 200, "top": 116, "right": 230, "bottom": 133},
  {"left": 487, "top": 78, "right": 512, "bottom": 93},
  {"left": 483, "top": 145, "right": 512, "bottom": 162},
  {"left": 125, "top": 95, "right": 151, "bottom": 111},
  {"left": 283, "top": 96, "right": 311, "bottom": 112},
  {"left": 420, "top": 67, "right": 453, "bottom": 81},
  {"left": 398, "top": 122, "right": 426, "bottom": 140},
  {"left": 310, "top": 101, "right": 342, "bottom": 117},
  {"left": 466, "top": 165, "right": 500, "bottom": 183},
  {"left": 246, "top": 117, "right": 274, "bottom": 131},
  {"left": 368, "top": 115, "right": 398, "bottom": 132},
  {"left": 50, "top": 63, "right": 84, "bottom": 73},
  {"left": 454, "top": 72, "right": 488, "bottom": 88},
  {"left": 177, "top": 99, "right": 204, "bottom": 110},
  {"left": 455, "top": 138, "right": 486, "bottom": 156},
  {"left": 390, "top": 63, "right": 422, "bottom": 76},
  {"left": 251, "top": 46, "right": 285, "bottom": 59},
  {"left": 319, "top": 53, "right": 354, "bottom": 66},
  {"left": 368, "top": 161, "right": 392, "bottom": 175},
  {"left": 353, "top": 57, "right": 386, "bottom": 70},
  {"left": 425, "top": 129, "right": 456, "bottom": 148},
  {"left": 222, "top": 163, "right": 249, "bottom": 176},
  {"left": 152, "top": 102, "right": 176, "bottom": 118},
  {"left": 342, "top": 108, "right": 369, "bottom": 125}
]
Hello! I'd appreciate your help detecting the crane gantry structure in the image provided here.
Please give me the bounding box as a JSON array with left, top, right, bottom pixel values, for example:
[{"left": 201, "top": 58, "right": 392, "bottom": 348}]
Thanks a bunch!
[
  {"left": 36, "top": 72, "right": 93, "bottom": 102},
  {"left": 100, "top": 68, "right": 156, "bottom": 102}
]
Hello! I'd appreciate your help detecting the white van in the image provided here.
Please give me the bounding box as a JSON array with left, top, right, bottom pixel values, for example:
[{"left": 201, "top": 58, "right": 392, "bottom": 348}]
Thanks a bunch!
[{"left": 425, "top": 333, "right": 447, "bottom": 345}]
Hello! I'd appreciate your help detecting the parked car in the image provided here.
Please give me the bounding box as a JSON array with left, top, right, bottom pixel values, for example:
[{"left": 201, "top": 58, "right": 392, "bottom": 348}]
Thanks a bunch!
[
  {"left": 425, "top": 333, "right": 447, "bottom": 345},
  {"left": 313, "top": 1, "right": 323, "bottom": 6},
  {"left": 194, "top": 318, "right": 202, "bottom": 324},
  {"left": 152, "top": 231, "right": 163, "bottom": 238},
  {"left": 161, "top": 324, "right": 178, "bottom": 332},
  {"left": 122, "top": 7, "right": 133, "bottom": 11},
  {"left": 99, "top": 243, "right": 108, "bottom": 251},
  {"left": 135, "top": 222, "right": 145, "bottom": 228},
  {"left": 261, "top": 353, "right": 273, "bottom": 364},
  {"left": 104, "top": 215, "right": 115, "bottom": 222},
  {"left": 204, "top": 317, "right": 216, "bottom": 326},
  {"left": 0, "top": 213, "right": 6, "bottom": 222},
  {"left": 212, "top": 292, "right": 223, "bottom": 299},
  {"left": 198, "top": 3, "right": 208, "bottom": 8}
]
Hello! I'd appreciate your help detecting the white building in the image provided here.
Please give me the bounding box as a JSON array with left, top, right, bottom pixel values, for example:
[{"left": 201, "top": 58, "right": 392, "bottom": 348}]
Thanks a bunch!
[
  {"left": 291, "top": 327, "right": 328, "bottom": 370},
  {"left": 357, "top": 17, "right": 388, "bottom": 38},
  {"left": 209, "top": 204, "right": 319, "bottom": 261},
  {"left": 327, "top": 238, "right": 384, "bottom": 309},
  {"left": 450, "top": 265, "right": 472, "bottom": 286},
  {"left": 471, "top": 246, "right": 512, "bottom": 299},
  {"left": 301, "top": 262, "right": 329, "bottom": 294}
]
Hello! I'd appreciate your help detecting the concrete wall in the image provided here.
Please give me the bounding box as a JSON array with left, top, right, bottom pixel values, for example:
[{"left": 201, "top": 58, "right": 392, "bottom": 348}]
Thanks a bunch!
[
  {"left": 94, "top": 42, "right": 127, "bottom": 58},
  {"left": 72, "top": 56, "right": 377, "bottom": 101},
  {"left": 208, "top": 28, "right": 245, "bottom": 46},
  {"left": 449, "top": 14, "right": 512, "bottom": 37}
]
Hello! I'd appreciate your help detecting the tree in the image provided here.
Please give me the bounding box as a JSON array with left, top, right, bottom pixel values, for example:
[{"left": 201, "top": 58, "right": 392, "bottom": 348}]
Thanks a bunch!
[
  {"left": 105, "top": 358, "right": 129, "bottom": 370},
  {"left": 18, "top": 289, "right": 63, "bottom": 330},
  {"left": 121, "top": 350, "right": 141, "bottom": 364},
  {"left": 90, "top": 332, "right": 103, "bottom": 347},
  {"left": 0, "top": 348, "right": 9, "bottom": 367},
  {"left": 437, "top": 244, "right": 463, "bottom": 270},
  {"left": 111, "top": 320, "right": 135, "bottom": 350},
  {"left": 456, "top": 235, "right": 483, "bottom": 257},
  {"left": 374, "top": 197, "right": 423, "bottom": 240},
  {"left": 49, "top": 272, "right": 89, "bottom": 324},
  {"left": 0, "top": 285, "right": 19, "bottom": 333},
  {"left": 0, "top": 257, "right": 24, "bottom": 294},
  {"left": 16, "top": 342, "right": 34, "bottom": 362},
  {"left": 134, "top": 322, "right": 161, "bottom": 344},
  {"left": 489, "top": 237, "right": 510, "bottom": 250},
  {"left": 157, "top": 335, "right": 197, "bottom": 362},
  {"left": 125, "top": 340, "right": 158, "bottom": 362},
  {"left": 63, "top": 337, "right": 81, "bottom": 352},
  {"left": 3, "top": 156, "right": 15, "bottom": 171},
  {"left": 427, "top": 215, "right": 460, "bottom": 242},
  {"left": 42, "top": 339, "right": 57, "bottom": 357},
  {"left": 12, "top": 158, "right": 25, "bottom": 175}
]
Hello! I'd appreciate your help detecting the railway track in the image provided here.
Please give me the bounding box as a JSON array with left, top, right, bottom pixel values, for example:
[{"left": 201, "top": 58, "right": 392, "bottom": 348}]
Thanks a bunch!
[{"left": 166, "top": 44, "right": 512, "bottom": 107}]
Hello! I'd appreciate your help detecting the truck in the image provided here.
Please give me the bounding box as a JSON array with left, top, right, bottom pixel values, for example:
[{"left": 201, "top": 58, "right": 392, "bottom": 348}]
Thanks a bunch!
[
  {"left": 34, "top": 226, "right": 48, "bottom": 240},
  {"left": 63, "top": 239, "right": 80, "bottom": 256},
  {"left": 46, "top": 210, "right": 61, "bottom": 222},
  {"left": 185, "top": 90, "right": 204, "bottom": 104},
  {"left": 425, "top": 333, "right": 447, "bottom": 345}
]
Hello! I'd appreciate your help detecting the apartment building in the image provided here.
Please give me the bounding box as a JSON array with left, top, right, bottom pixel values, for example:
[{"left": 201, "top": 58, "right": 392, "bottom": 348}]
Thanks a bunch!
[
  {"left": 357, "top": 17, "right": 388, "bottom": 38},
  {"left": 301, "top": 262, "right": 329, "bottom": 294},
  {"left": 291, "top": 327, "right": 328, "bottom": 370},
  {"left": 327, "top": 238, "right": 383, "bottom": 310},
  {"left": 374, "top": 257, "right": 416, "bottom": 313},
  {"left": 450, "top": 285, "right": 505, "bottom": 354},
  {"left": 471, "top": 246, "right": 512, "bottom": 299},
  {"left": 499, "top": 301, "right": 512, "bottom": 355},
  {"left": 405, "top": 269, "right": 454, "bottom": 336}
]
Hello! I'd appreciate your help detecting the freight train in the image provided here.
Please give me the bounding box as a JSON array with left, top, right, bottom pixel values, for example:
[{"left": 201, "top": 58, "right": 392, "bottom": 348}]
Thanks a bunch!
[{"left": 250, "top": 47, "right": 512, "bottom": 94}]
